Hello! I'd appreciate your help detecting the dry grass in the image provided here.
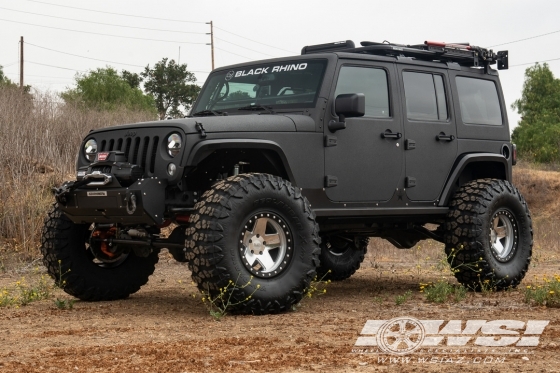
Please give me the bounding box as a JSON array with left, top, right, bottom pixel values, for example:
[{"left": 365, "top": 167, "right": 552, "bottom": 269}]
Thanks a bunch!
[
  {"left": 1, "top": 87, "right": 560, "bottom": 267},
  {"left": 363, "top": 163, "right": 560, "bottom": 267},
  {"left": 0, "top": 87, "right": 154, "bottom": 259}
]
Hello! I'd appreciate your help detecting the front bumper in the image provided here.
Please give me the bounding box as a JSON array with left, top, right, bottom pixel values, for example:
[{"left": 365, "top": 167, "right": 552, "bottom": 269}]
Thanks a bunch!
[{"left": 58, "top": 177, "right": 166, "bottom": 225}]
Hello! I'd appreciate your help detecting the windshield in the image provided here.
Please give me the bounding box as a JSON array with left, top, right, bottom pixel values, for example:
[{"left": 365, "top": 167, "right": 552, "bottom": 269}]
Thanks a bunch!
[{"left": 192, "top": 59, "right": 327, "bottom": 114}]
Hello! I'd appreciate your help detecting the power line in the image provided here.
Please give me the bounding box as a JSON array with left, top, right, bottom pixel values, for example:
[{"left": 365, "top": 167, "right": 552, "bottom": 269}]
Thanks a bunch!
[
  {"left": 21, "top": 0, "right": 296, "bottom": 56},
  {"left": 214, "top": 47, "right": 253, "bottom": 61},
  {"left": 214, "top": 26, "right": 296, "bottom": 54},
  {"left": 0, "top": 18, "right": 208, "bottom": 45},
  {"left": 215, "top": 37, "right": 279, "bottom": 58},
  {"left": 1, "top": 61, "right": 19, "bottom": 68},
  {"left": 26, "top": 43, "right": 211, "bottom": 73},
  {"left": 24, "top": 0, "right": 205, "bottom": 24},
  {"left": 510, "top": 57, "right": 560, "bottom": 68},
  {"left": 26, "top": 43, "right": 144, "bottom": 68},
  {"left": 5, "top": 72, "right": 73, "bottom": 80},
  {"left": 27, "top": 60, "right": 86, "bottom": 72},
  {"left": 0, "top": 6, "right": 207, "bottom": 35},
  {"left": 489, "top": 29, "right": 560, "bottom": 48}
]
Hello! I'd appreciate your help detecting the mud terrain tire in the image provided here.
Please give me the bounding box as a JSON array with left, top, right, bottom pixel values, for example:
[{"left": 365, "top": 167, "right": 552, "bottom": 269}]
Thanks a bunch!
[
  {"left": 40, "top": 204, "right": 159, "bottom": 301},
  {"left": 186, "top": 174, "right": 321, "bottom": 315},
  {"left": 317, "top": 237, "right": 368, "bottom": 281},
  {"left": 444, "top": 179, "right": 533, "bottom": 290}
]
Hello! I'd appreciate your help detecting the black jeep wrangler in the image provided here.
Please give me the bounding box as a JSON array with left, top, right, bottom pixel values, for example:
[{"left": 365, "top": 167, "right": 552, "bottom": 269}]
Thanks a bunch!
[{"left": 41, "top": 40, "right": 532, "bottom": 314}]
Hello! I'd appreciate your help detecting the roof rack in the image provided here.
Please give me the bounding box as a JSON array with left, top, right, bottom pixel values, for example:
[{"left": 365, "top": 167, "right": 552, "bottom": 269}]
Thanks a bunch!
[{"left": 301, "top": 40, "right": 508, "bottom": 71}]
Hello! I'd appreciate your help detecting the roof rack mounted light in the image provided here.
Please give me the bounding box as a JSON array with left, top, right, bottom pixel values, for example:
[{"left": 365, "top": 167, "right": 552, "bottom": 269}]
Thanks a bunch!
[{"left": 300, "top": 39, "right": 509, "bottom": 71}]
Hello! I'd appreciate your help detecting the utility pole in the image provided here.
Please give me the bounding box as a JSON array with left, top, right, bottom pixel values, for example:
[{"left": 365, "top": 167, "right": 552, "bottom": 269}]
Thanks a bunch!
[
  {"left": 19, "top": 36, "right": 24, "bottom": 89},
  {"left": 206, "top": 21, "right": 214, "bottom": 70}
]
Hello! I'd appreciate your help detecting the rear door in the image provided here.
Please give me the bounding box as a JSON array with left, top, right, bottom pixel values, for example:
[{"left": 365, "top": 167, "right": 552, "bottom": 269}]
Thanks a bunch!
[{"left": 397, "top": 66, "right": 458, "bottom": 202}]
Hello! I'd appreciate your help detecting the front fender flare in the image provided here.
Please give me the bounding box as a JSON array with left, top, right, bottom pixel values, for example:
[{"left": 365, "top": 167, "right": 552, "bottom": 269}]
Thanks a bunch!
[{"left": 185, "top": 139, "right": 296, "bottom": 183}]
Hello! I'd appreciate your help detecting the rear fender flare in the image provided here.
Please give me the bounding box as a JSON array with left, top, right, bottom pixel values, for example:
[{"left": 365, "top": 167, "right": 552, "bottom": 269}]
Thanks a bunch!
[{"left": 439, "top": 153, "right": 511, "bottom": 207}]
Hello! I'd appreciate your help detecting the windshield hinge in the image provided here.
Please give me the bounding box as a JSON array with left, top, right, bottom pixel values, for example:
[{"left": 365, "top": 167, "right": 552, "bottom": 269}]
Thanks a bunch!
[{"left": 195, "top": 121, "right": 207, "bottom": 138}]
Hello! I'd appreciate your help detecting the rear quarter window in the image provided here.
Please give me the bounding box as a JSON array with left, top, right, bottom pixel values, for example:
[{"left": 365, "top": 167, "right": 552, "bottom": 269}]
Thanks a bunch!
[{"left": 456, "top": 77, "right": 502, "bottom": 126}]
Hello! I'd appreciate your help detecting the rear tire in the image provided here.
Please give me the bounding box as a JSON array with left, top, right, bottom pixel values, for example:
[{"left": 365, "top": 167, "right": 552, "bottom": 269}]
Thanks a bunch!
[
  {"left": 40, "top": 204, "right": 159, "bottom": 301},
  {"left": 186, "top": 174, "right": 321, "bottom": 315},
  {"left": 317, "top": 236, "right": 368, "bottom": 281},
  {"left": 444, "top": 179, "right": 533, "bottom": 290}
]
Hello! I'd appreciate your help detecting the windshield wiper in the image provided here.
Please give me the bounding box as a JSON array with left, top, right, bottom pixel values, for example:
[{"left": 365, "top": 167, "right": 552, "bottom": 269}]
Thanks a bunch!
[
  {"left": 191, "top": 109, "right": 226, "bottom": 117},
  {"left": 237, "top": 104, "right": 275, "bottom": 114}
]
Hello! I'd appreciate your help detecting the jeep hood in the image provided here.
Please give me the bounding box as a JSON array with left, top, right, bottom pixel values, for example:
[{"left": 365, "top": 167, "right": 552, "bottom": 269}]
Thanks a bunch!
[{"left": 90, "top": 114, "right": 316, "bottom": 135}]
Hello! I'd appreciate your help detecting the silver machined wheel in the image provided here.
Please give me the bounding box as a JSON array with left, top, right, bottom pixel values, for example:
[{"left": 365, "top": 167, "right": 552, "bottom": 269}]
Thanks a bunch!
[
  {"left": 239, "top": 212, "right": 292, "bottom": 278},
  {"left": 490, "top": 209, "right": 518, "bottom": 262}
]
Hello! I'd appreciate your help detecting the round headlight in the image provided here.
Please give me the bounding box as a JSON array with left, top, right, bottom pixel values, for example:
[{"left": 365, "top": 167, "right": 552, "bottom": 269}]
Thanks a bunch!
[
  {"left": 167, "top": 133, "right": 182, "bottom": 157},
  {"left": 84, "top": 139, "right": 97, "bottom": 161}
]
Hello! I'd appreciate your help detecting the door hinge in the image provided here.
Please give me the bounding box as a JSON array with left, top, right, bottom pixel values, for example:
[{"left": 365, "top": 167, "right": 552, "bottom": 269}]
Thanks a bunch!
[
  {"left": 405, "top": 139, "right": 416, "bottom": 150},
  {"left": 325, "top": 175, "right": 338, "bottom": 188},
  {"left": 324, "top": 135, "right": 337, "bottom": 147},
  {"left": 405, "top": 177, "right": 416, "bottom": 188}
]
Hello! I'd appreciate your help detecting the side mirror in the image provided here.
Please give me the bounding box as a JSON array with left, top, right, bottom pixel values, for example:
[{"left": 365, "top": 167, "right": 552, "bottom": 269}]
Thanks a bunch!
[{"left": 328, "top": 93, "right": 365, "bottom": 132}]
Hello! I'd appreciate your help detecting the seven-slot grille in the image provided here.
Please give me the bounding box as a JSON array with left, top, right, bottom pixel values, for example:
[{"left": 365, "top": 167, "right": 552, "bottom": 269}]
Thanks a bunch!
[{"left": 99, "top": 135, "right": 160, "bottom": 176}]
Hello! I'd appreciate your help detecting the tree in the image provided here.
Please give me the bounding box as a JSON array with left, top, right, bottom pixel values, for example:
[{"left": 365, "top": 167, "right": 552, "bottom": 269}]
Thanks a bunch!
[
  {"left": 61, "top": 67, "right": 156, "bottom": 113},
  {"left": 0, "top": 65, "right": 12, "bottom": 85},
  {"left": 511, "top": 63, "right": 560, "bottom": 163},
  {"left": 141, "top": 58, "right": 200, "bottom": 119},
  {"left": 121, "top": 70, "right": 143, "bottom": 89},
  {"left": 0, "top": 65, "right": 32, "bottom": 92}
]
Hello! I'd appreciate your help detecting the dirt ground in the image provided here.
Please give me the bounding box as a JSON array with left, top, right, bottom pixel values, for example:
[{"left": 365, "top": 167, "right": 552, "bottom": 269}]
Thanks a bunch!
[{"left": 0, "top": 245, "right": 559, "bottom": 373}]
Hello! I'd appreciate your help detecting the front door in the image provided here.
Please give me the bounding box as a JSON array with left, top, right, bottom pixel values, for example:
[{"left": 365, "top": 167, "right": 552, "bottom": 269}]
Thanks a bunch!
[
  {"left": 324, "top": 62, "right": 404, "bottom": 203},
  {"left": 397, "top": 67, "right": 458, "bottom": 202}
]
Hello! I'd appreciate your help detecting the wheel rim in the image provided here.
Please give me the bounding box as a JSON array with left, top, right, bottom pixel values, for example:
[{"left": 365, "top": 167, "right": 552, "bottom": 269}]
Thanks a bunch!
[
  {"left": 239, "top": 212, "right": 292, "bottom": 278},
  {"left": 489, "top": 209, "right": 518, "bottom": 262},
  {"left": 87, "top": 225, "right": 129, "bottom": 268},
  {"left": 325, "top": 237, "right": 351, "bottom": 257}
]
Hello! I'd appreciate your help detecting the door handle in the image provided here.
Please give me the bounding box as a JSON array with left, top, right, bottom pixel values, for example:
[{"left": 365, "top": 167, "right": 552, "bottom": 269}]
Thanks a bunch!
[
  {"left": 381, "top": 130, "right": 402, "bottom": 139},
  {"left": 436, "top": 132, "right": 455, "bottom": 142}
]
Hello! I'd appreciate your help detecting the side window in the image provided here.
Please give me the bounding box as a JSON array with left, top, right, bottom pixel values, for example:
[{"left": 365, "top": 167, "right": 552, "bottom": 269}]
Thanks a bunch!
[
  {"left": 334, "top": 66, "right": 390, "bottom": 118},
  {"left": 456, "top": 77, "right": 502, "bottom": 126},
  {"left": 402, "top": 71, "right": 448, "bottom": 121}
]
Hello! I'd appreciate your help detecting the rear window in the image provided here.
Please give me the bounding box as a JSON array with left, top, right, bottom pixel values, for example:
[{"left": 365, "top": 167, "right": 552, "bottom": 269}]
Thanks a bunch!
[
  {"left": 456, "top": 77, "right": 502, "bottom": 125},
  {"left": 402, "top": 72, "right": 448, "bottom": 121}
]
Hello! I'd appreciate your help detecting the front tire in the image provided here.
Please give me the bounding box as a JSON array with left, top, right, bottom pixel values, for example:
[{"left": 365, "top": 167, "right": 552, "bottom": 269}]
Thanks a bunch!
[
  {"left": 444, "top": 179, "right": 533, "bottom": 290},
  {"left": 40, "top": 204, "right": 159, "bottom": 301},
  {"left": 186, "top": 174, "right": 321, "bottom": 315}
]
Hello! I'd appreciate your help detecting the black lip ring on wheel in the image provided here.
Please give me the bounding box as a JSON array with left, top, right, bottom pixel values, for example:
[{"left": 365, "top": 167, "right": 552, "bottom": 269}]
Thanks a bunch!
[
  {"left": 489, "top": 208, "right": 519, "bottom": 263},
  {"left": 238, "top": 212, "right": 293, "bottom": 279}
]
